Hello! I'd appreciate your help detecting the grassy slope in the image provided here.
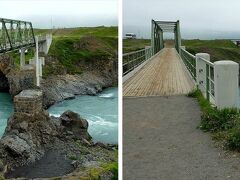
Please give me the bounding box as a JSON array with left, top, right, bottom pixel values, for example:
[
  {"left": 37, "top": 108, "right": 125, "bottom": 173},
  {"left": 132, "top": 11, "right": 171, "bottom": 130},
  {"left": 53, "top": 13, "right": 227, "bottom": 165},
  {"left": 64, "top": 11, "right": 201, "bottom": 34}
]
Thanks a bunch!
[
  {"left": 182, "top": 39, "right": 240, "bottom": 62},
  {"left": 34, "top": 26, "right": 117, "bottom": 38},
  {"left": 188, "top": 89, "right": 240, "bottom": 151},
  {"left": 123, "top": 39, "right": 150, "bottom": 53},
  {"left": 34, "top": 26, "right": 118, "bottom": 76}
]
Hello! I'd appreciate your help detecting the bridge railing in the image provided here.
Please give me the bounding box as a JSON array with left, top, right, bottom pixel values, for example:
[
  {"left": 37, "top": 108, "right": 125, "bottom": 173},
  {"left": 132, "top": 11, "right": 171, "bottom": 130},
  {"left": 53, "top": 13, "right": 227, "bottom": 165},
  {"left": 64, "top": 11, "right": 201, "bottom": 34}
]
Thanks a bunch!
[
  {"left": 180, "top": 47, "right": 239, "bottom": 109},
  {"left": 198, "top": 56, "right": 215, "bottom": 104},
  {"left": 180, "top": 48, "right": 196, "bottom": 80},
  {"left": 123, "top": 47, "right": 152, "bottom": 76}
]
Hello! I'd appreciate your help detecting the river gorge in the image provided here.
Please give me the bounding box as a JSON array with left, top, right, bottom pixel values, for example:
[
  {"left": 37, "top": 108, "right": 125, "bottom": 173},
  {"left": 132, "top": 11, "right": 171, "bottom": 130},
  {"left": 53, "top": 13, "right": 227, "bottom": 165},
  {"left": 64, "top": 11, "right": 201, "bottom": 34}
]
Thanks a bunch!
[{"left": 0, "top": 87, "right": 118, "bottom": 144}]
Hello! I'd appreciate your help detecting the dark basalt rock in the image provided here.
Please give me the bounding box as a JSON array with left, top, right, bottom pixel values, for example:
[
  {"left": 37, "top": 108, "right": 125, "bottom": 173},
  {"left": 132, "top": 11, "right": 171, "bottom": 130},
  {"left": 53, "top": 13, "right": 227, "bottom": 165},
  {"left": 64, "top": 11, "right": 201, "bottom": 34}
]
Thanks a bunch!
[
  {"left": 60, "top": 110, "right": 91, "bottom": 141},
  {"left": 0, "top": 109, "right": 104, "bottom": 173}
]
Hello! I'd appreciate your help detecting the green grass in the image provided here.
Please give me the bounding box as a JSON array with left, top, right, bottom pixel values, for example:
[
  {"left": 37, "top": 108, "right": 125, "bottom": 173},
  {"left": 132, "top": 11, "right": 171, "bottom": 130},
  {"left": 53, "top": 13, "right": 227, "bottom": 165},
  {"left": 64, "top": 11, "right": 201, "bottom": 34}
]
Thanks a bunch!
[
  {"left": 188, "top": 89, "right": 240, "bottom": 150},
  {"left": 182, "top": 39, "right": 240, "bottom": 62},
  {"left": 85, "top": 162, "right": 118, "bottom": 180},
  {"left": 33, "top": 27, "right": 118, "bottom": 77},
  {"left": 43, "top": 36, "right": 116, "bottom": 76},
  {"left": 34, "top": 26, "right": 118, "bottom": 38},
  {"left": 67, "top": 153, "right": 77, "bottom": 161},
  {"left": 182, "top": 39, "right": 236, "bottom": 48},
  {"left": 123, "top": 39, "right": 150, "bottom": 53}
]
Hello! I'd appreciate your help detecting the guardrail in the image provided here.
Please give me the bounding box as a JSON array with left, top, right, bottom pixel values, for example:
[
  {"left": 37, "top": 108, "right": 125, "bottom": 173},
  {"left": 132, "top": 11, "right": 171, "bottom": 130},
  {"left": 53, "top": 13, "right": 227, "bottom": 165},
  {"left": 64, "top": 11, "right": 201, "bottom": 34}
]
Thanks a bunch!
[
  {"left": 198, "top": 57, "right": 215, "bottom": 104},
  {"left": 180, "top": 48, "right": 196, "bottom": 80},
  {"left": 179, "top": 47, "right": 239, "bottom": 109},
  {"left": 123, "top": 47, "right": 152, "bottom": 76}
]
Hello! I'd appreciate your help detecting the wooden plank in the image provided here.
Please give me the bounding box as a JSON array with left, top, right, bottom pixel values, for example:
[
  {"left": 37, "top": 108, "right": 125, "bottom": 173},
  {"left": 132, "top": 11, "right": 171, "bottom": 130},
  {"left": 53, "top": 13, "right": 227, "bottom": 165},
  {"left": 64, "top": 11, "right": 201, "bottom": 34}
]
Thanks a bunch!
[{"left": 123, "top": 48, "right": 195, "bottom": 97}]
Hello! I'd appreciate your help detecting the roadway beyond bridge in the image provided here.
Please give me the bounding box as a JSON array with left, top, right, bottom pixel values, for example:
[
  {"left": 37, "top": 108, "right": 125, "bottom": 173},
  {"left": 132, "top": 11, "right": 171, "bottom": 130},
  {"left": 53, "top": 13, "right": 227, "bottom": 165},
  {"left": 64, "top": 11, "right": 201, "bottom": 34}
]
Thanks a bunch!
[{"left": 123, "top": 48, "right": 194, "bottom": 97}]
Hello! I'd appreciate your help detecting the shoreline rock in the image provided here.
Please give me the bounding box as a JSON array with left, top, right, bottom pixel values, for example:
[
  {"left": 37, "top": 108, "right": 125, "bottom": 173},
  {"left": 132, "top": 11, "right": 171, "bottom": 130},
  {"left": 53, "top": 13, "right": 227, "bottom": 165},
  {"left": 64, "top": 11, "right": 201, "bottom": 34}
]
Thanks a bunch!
[
  {"left": 0, "top": 110, "right": 117, "bottom": 179},
  {"left": 41, "top": 71, "right": 116, "bottom": 108}
]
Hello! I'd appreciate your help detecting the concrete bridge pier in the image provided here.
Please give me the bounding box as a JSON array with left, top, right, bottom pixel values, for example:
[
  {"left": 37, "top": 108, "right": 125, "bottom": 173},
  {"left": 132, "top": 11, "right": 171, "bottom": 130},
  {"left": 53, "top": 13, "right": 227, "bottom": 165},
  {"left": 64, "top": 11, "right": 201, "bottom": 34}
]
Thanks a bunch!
[
  {"left": 14, "top": 89, "right": 43, "bottom": 114},
  {"left": 39, "top": 34, "right": 52, "bottom": 55}
]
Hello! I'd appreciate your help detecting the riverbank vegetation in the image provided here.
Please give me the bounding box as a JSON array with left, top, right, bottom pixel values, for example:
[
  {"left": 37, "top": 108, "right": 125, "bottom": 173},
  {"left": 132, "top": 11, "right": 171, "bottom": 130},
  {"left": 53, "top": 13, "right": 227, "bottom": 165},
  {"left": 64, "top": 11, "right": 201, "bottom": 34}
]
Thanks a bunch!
[
  {"left": 35, "top": 26, "right": 118, "bottom": 77},
  {"left": 188, "top": 89, "right": 240, "bottom": 151}
]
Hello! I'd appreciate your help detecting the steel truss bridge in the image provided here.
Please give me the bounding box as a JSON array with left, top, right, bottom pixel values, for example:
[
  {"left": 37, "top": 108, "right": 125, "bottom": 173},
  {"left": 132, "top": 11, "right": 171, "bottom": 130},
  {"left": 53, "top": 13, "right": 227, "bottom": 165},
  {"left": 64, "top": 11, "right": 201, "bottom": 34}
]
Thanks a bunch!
[
  {"left": 151, "top": 20, "right": 181, "bottom": 54},
  {"left": 0, "top": 18, "right": 36, "bottom": 53}
]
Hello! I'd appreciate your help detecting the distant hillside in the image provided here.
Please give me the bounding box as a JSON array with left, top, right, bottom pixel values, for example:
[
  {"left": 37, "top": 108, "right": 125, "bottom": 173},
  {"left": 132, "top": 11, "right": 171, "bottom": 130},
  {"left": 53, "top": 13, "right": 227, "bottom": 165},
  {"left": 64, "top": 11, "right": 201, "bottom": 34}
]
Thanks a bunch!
[
  {"left": 34, "top": 26, "right": 118, "bottom": 38},
  {"left": 123, "top": 39, "right": 150, "bottom": 53},
  {"left": 182, "top": 39, "right": 240, "bottom": 63},
  {"left": 123, "top": 38, "right": 240, "bottom": 63}
]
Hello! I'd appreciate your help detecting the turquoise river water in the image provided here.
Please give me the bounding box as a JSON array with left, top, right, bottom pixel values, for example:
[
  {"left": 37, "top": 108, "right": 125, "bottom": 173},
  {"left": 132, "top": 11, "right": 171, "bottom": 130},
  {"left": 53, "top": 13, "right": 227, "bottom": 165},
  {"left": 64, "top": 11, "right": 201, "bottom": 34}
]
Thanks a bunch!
[
  {"left": 0, "top": 87, "right": 118, "bottom": 144},
  {"left": 0, "top": 93, "right": 14, "bottom": 137}
]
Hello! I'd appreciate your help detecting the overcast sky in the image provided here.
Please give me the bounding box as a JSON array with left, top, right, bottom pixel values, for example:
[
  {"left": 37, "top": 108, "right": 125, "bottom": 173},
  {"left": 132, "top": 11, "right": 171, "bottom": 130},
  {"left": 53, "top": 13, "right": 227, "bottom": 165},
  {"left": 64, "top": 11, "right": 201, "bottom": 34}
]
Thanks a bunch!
[
  {"left": 123, "top": 0, "right": 240, "bottom": 39},
  {"left": 0, "top": 0, "right": 118, "bottom": 28}
]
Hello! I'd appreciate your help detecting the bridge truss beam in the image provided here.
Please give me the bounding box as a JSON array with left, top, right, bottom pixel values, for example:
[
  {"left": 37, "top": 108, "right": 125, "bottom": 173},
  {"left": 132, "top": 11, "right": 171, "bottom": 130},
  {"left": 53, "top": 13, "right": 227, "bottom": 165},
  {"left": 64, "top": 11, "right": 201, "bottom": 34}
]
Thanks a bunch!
[
  {"left": 151, "top": 20, "right": 181, "bottom": 55},
  {"left": 0, "top": 18, "right": 35, "bottom": 53}
]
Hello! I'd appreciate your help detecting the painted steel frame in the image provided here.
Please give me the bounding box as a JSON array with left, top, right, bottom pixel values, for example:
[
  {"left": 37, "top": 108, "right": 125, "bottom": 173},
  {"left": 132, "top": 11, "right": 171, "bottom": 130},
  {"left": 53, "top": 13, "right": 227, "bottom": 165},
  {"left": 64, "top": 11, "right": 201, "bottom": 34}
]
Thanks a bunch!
[
  {"left": 151, "top": 20, "right": 181, "bottom": 55},
  {"left": 0, "top": 18, "right": 36, "bottom": 53}
]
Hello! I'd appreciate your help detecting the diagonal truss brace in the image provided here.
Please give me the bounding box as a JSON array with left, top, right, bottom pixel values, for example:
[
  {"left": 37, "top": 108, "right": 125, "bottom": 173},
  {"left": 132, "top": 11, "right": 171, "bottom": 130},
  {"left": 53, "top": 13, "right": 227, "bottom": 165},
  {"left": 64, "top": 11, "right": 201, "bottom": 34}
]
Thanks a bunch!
[{"left": 0, "top": 18, "right": 36, "bottom": 53}]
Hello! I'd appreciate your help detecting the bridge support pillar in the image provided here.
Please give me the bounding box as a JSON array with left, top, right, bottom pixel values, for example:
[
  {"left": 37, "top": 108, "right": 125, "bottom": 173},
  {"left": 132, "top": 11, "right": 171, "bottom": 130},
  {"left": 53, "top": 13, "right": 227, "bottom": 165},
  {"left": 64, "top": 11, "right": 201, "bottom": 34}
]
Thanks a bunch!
[
  {"left": 20, "top": 48, "right": 25, "bottom": 68},
  {"left": 14, "top": 89, "right": 43, "bottom": 114},
  {"left": 214, "top": 61, "right": 239, "bottom": 109},
  {"left": 35, "top": 36, "right": 40, "bottom": 87},
  {"left": 196, "top": 53, "right": 210, "bottom": 98}
]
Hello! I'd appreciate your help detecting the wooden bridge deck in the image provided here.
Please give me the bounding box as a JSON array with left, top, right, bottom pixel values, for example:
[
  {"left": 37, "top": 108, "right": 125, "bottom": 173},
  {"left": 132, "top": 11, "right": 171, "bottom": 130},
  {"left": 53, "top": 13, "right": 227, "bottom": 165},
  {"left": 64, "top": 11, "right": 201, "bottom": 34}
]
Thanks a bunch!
[{"left": 123, "top": 48, "right": 195, "bottom": 97}]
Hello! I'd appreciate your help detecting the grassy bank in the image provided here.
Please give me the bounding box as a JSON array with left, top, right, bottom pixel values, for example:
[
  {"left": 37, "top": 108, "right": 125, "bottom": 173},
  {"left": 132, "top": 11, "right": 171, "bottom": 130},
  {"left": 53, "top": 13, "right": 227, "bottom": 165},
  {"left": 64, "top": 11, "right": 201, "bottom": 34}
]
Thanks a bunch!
[
  {"left": 188, "top": 89, "right": 240, "bottom": 151},
  {"left": 34, "top": 26, "right": 118, "bottom": 77},
  {"left": 9, "top": 26, "right": 118, "bottom": 76},
  {"left": 34, "top": 26, "right": 117, "bottom": 38},
  {"left": 182, "top": 39, "right": 240, "bottom": 63}
]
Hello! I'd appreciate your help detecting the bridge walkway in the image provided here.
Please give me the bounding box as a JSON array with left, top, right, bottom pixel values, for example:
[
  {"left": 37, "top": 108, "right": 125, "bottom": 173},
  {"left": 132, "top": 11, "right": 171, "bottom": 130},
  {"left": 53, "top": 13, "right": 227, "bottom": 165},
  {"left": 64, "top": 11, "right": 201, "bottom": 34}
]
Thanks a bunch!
[{"left": 123, "top": 48, "right": 194, "bottom": 97}]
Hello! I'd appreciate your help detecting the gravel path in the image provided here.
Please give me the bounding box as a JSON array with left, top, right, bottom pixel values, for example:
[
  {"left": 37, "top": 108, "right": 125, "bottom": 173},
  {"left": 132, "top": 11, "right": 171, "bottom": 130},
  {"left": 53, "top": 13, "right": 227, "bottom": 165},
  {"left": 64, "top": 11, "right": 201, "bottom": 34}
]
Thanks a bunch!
[{"left": 123, "top": 96, "right": 240, "bottom": 180}]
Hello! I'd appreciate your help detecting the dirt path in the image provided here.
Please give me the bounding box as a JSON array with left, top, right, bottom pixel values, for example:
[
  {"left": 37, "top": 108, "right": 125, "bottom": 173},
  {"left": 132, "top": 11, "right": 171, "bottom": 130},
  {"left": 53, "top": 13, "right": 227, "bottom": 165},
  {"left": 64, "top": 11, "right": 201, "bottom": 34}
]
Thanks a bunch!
[
  {"left": 123, "top": 48, "right": 194, "bottom": 97},
  {"left": 123, "top": 96, "right": 240, "bottom": 180}
]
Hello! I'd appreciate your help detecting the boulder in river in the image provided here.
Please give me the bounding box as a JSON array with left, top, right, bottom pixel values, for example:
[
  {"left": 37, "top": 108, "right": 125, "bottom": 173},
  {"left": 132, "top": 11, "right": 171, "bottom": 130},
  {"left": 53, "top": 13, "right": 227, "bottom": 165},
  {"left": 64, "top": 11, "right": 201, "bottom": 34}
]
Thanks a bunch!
[{"left": 60, "top": 110, "right": 92, "bottom": 141}]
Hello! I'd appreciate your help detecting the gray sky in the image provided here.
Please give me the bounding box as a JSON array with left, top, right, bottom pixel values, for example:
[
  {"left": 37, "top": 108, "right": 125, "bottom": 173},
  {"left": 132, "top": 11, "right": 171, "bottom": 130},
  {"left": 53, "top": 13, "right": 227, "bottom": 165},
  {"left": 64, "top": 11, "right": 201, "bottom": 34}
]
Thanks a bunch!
[
  {"left": 0, "top": 0, "right": 118, "bottom": 28},
  {"left": 123, "top": 0, "right": 240, "bottom": 39}
]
